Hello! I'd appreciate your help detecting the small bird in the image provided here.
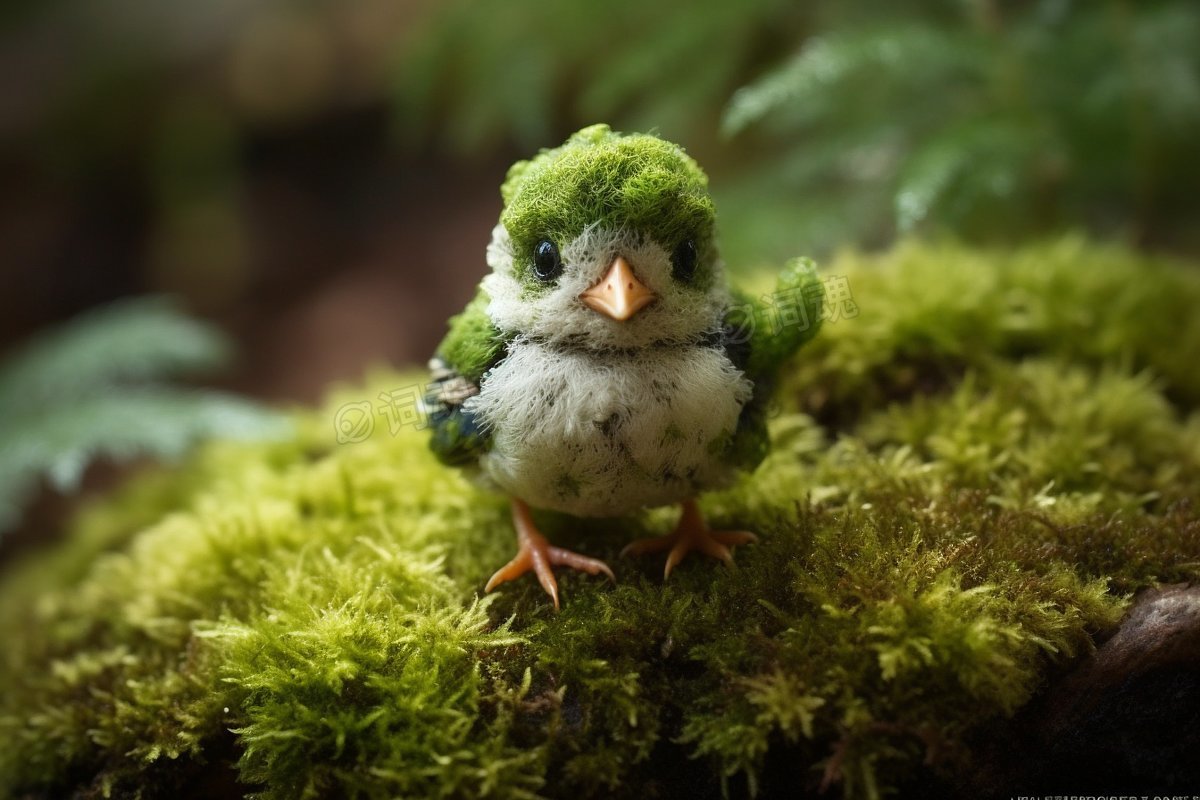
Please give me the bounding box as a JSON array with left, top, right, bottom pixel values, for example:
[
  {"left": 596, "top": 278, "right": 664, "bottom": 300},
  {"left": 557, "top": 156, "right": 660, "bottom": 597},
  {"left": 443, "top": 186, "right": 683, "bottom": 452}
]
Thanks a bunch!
[{"left": 426, "top": 124, "right": 822, "bottom": 608}]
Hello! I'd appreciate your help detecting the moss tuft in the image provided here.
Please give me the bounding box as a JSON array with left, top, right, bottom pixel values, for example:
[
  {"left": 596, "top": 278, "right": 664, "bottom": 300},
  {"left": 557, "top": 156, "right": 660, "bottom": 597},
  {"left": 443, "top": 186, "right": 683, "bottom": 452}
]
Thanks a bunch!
[
  {"left": 2, "top": 238, "right": 1199, "bottom": 798},
  {"left": 500, "top": 125, "right": 716, "bottom": 286},
  {"left": 784, "top": 236, "right": 1200, "bottom": 427}
]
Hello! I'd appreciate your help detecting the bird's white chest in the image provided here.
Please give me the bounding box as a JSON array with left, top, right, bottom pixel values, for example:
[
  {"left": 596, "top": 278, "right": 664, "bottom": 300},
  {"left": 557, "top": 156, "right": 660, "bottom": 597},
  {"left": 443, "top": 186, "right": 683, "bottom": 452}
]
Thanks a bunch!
[{"left": 465, "top": 340, "right": 752, "bottom": 516}]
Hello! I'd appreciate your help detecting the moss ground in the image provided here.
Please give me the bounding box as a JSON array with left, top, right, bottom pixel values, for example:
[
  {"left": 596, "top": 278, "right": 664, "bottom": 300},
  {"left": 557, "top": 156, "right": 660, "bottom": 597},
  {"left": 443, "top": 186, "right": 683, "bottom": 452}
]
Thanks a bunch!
[{"left": 2, "top": 237, "right": 1199, "bottom": 799}]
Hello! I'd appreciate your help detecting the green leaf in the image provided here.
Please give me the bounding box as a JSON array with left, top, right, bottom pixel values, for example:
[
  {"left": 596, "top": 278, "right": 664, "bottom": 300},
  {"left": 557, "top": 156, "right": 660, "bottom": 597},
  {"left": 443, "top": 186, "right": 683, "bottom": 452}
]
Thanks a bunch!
[
  {"left": 0, "top": 296, "right": 285, "bottom": 536},
  {"left": 0, "top": 389, "right": 288, "bottom": 532},
  {"left": 0, "top": 296, "right": 230, "bottom": 416},
  {"left": 721, "top": 25, "right": 987, "bottom": 136}
]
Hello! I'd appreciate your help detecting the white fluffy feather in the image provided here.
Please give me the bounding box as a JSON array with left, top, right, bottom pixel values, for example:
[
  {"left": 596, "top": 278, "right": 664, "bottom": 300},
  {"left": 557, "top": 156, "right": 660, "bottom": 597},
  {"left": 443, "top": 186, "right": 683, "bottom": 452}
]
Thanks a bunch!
[
  {"left": 466, "top": 339, "right": 751, "bottom": 516},
  {"left": 467, "top": 223, "right": 751, "bottom": 516}
]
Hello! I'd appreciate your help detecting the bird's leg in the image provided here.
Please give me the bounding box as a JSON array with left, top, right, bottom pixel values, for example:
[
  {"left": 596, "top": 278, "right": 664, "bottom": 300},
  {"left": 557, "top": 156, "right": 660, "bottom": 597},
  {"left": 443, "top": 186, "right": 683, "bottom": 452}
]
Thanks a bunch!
[
  {"left": 484, "top": 498, "right": 614, "bottom": 609},
  {"left": 621, "top": 499, "right": 757, "bottom": 579}
]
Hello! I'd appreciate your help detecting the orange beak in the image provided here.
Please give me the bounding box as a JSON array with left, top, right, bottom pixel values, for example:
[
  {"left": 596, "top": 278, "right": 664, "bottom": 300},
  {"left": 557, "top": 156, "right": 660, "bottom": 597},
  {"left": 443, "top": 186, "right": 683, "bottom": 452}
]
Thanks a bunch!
[{"left": 579, "top": 255, "right": 656, "bottom": 322}]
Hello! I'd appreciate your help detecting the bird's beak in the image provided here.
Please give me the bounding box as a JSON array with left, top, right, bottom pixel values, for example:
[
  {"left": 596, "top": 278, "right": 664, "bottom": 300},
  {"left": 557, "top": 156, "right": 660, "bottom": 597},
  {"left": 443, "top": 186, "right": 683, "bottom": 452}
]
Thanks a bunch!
[{"left": 579, "top": 255, "right": 656, "bottom": 322}]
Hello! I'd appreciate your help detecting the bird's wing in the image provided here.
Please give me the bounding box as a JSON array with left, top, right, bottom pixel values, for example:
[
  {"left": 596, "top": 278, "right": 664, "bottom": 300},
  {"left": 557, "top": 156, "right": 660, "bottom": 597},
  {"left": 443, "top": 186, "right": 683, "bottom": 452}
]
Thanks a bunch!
[
  {"left": 425, "top": 289, "right": 510, "bottom": 466},
  {"left": 744, "top": 256, "right": 824, "bottom": 379},
  {"left": 723, "top": 257, "right": 824, "bottom": 470}
]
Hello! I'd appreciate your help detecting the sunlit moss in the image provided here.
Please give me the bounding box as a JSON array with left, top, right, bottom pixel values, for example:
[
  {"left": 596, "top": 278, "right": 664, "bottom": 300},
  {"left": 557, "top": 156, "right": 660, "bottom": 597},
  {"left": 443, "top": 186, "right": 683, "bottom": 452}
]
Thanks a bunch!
[
  {"left": 2, "top": 237, "right": 1198, "bottom": 798},
  {"left": 785, "top": 236, "right": 1200, "bottom": 424}
]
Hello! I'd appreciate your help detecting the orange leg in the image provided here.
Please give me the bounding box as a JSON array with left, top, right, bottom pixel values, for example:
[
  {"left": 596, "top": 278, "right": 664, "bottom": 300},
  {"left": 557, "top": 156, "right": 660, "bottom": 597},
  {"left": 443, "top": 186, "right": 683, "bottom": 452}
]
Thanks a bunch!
[
  {"left": 485, "top": 498, "right": 614, "bottom": 609},
  {"left": 621, "top": 499, "right": 757, "bottom": 579}
]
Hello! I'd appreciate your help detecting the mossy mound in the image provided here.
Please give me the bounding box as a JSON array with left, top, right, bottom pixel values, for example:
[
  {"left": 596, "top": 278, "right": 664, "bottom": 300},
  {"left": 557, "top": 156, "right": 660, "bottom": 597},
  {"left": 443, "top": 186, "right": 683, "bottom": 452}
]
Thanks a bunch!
[{"left": 2, "top": 237, "right": 1199, "bottom": 799}]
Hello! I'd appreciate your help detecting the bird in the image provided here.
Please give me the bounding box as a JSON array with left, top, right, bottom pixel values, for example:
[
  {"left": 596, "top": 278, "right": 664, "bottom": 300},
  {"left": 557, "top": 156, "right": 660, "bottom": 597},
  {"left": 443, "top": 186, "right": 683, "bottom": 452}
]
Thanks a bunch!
[{"left": 425, "top": 124, "right": 823, "bottom": 608}]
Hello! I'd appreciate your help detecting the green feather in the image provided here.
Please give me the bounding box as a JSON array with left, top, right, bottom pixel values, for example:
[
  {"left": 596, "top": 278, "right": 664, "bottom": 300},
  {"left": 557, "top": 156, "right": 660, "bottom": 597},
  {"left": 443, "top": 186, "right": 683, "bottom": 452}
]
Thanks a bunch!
[
  {"left": 427, "top": 289, "right": 510, "bottom": 466},
  {"left": 436, "top": 289, "right": 509, "bottom": 384}
]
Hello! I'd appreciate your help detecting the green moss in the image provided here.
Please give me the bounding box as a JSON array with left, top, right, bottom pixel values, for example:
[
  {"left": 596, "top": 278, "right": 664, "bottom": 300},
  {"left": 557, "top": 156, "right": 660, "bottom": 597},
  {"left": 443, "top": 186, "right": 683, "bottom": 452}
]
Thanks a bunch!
[
  {"left": 2, "top": 238, "right": 1199, "bottom": 798},
  {"left": 500, "top": 124, "right": 717, "bottom": 288},
  {"left": 783, "top": 236, "right": 1200, "bottom": 426}
]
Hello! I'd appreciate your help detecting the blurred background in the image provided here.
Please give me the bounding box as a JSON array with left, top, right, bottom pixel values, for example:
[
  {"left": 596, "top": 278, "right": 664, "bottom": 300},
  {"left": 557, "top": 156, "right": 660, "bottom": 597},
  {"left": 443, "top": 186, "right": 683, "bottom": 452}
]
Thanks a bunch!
[{"left": 1, "top": 0, "right": 1198, "bottom": 551}]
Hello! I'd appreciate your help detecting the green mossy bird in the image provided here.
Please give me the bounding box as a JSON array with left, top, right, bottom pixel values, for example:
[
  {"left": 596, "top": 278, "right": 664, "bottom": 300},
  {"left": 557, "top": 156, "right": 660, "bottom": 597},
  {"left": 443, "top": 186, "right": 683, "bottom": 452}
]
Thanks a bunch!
[{"left": 426, "top": 124, "right": 822, "bottom": 607}]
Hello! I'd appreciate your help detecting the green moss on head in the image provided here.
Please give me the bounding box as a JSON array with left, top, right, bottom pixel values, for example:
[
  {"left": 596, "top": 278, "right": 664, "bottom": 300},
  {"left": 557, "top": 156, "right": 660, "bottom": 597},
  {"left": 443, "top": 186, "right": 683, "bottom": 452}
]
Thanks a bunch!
[
  {"left": 1, "top": 239, "right": 1199, "bottom": 799},
  {"left": 500, "top": 124, "right": 717, "bottom": 285}
]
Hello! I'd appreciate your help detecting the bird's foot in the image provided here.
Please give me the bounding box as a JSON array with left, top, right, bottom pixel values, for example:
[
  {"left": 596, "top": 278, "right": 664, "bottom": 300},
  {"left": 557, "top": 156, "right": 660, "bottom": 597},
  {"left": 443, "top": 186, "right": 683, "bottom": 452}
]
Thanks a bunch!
[
  {"left": 485, "top": 499, "right": 614, "bottom": 609},
  {"left": 621, "top": 499, "right": 757, "bottom": 579}
]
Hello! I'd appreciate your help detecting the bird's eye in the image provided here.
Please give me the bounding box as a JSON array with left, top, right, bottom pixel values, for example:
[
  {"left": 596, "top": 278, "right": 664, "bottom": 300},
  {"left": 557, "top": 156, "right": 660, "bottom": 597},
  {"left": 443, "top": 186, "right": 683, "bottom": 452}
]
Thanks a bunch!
[
  {"left": 532, "top": 239, "right": 563, "bottom": 282},
  {"left": 671, "top": 239, "right": 698, "bottom": 283}
]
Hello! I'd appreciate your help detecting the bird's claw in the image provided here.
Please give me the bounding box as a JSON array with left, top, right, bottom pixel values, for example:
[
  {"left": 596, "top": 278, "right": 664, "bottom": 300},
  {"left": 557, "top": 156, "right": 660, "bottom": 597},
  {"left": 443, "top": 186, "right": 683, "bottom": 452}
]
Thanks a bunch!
[
  {"left": 622, "top": 500, "right": 757, "bottom": 578},
  {"left": 486, "top": 499, "right": 614, "bottom": 609}
]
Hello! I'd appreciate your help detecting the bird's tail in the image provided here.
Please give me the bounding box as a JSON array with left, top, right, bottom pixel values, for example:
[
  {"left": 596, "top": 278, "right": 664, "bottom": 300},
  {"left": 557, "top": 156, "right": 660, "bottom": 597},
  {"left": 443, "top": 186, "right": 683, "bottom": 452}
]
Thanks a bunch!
[{"left": 744, "top": 256, "right": 824, "bottom": 379}]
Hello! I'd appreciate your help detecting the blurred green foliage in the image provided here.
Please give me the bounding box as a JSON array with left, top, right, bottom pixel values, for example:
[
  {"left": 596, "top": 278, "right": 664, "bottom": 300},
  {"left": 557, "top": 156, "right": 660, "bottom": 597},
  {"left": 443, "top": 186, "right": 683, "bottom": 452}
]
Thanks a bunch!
[
  {"left": 0, "top": 298, "right": 288, "bottom": 536},
  {"left": 394, "top": 0, "right": 803, "bottom": 153},
  {"left": 721, "top": 0, "right": 1200, "bottom": 256},
  {"left": 400, "top": 0, "right": 1200, "bottom": 261},
  {"left": 5, "top": 0, "right": 1198, "bottom": 269}
]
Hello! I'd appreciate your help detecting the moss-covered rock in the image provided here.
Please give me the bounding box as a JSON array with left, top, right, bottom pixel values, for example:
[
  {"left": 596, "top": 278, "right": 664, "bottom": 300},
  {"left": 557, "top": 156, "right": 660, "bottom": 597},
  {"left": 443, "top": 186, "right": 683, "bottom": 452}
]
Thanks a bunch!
[{"left": 2, "top": 237, "right": 1199, "bottom": 799}]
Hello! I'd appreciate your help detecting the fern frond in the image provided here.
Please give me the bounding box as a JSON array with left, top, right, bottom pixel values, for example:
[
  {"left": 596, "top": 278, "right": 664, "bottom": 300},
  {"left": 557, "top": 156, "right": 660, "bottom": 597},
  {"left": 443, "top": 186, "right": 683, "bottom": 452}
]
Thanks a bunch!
[
  {"left": 0, "top": 298, "right": 284, "bottom": 536},
  {"left": 718, "top": 0, "right": 1200, "bottom": 250},
  {"left": 893, "top": 119, "right": 1052, "bottom": 233},
  {"left": 0, "top": 389, "right": 287, "bottom": 532},
  {"left": 0, "top": 296, "right": 229, "bottom": 416},
  {"left": 721, "top": 25, "right": 987, "bottom": 136}
]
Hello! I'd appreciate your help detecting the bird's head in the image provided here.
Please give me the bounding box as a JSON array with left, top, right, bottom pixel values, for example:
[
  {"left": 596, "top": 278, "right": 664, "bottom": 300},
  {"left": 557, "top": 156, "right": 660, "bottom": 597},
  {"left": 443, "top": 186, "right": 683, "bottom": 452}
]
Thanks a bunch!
[{"left": 480, "top": 124, "right": 727, "bottom": 351}]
